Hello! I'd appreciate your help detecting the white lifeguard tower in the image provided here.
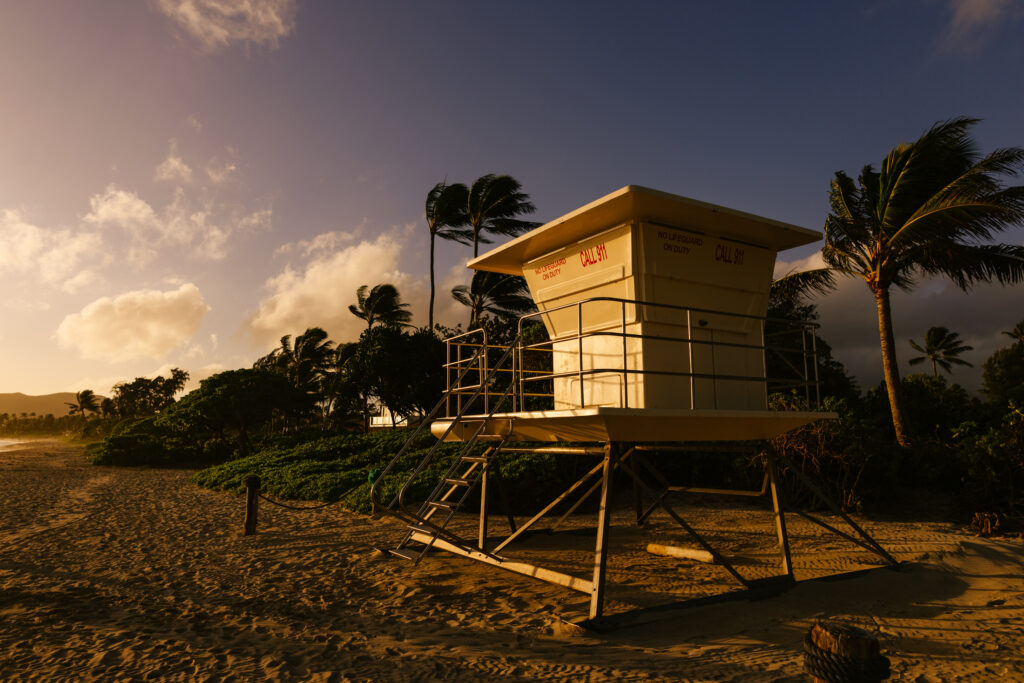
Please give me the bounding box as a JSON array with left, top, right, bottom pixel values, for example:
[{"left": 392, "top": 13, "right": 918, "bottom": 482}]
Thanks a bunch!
[{"left": 372, "top": 186, "right": 896, "bottom": 628}]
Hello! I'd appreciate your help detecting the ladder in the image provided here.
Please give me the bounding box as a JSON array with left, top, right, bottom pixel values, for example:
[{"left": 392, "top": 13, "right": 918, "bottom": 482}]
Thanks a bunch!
[{"left": 370, "top": 333, "right": 521, "bottom": 562}]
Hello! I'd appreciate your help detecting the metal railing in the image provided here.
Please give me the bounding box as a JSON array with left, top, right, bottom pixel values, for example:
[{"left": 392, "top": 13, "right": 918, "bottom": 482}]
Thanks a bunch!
[{"left": 443, "top": 296, "right": 822, "bottom": 416}]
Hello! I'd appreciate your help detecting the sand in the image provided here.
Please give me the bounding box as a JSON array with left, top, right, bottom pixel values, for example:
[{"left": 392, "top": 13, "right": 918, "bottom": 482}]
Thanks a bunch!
[{"left": 1, "top": 440, "right": 1023, "bottom": 682}]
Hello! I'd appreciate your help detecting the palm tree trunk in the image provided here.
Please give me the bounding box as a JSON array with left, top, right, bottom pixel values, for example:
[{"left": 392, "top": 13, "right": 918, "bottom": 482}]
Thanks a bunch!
[
  {"left": 931, "top": 359, "right": 937, "bottom": 377},
  {"left": 874, "top": 287, "right": 912, "bottom": 447},
  {"left": 428, "top": 233, "right": 436, "bottom": 330}
]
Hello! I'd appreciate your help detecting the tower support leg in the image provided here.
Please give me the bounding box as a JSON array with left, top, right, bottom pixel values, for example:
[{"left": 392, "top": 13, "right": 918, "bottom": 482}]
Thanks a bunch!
[{"left": 590, "top": 442, "right": 619, "bottom": 620}]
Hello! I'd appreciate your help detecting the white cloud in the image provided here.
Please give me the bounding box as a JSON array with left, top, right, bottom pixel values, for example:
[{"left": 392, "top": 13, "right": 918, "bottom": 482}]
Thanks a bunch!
[
  {"left": 941, "top": 0, "right": 1021, "bottom": 53},
  {"left": 0, "top": 209, "right": 105, "bottom": 292},
  {"left": 83, "top": 183, "right": 271, "bottom": 264},
  {"left": 83, "top": 185, "right": 159, "bottom": 236},
  {"left": 273, "top": 230, "right": 357, "bottom": 258},
  {"left": 0, "top": 209, "right": 45, "bottom": 269},
  {"left": 186, "top": 114, "right": 203, "bottom": 132},
  {"left": 248, "top": 226, "right": 431, "bottom": 345},
  {"left": 56, "top": 283, "right": 210, "bottom": 362},
  {"left": 154, "top": 0, "right": 298, "bottom": 52},
  {"left": 155, "top": 140, "right": 194, "bottom": 183},
  {"left": 206, "top": 160, "right": 238, "bottom": 184}
]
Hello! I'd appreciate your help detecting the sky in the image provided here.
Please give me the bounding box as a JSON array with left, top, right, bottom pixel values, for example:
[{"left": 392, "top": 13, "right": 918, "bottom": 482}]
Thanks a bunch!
[{"left": 1, "top": 0, "right": 1023, "bottom": 397}]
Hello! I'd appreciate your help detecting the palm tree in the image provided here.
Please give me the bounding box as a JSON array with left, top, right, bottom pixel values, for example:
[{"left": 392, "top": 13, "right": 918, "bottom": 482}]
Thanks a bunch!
[
  {"left": 909, "top": 326, "right": 974, "bottom": 377},
  {"left": 452, "top": 271, "right": 535, "bottom": 329},
  {"left": 99, "top": 397, "right": 116, "bottom": 418},
  {"left": 1002, "top": 320, "right": 1024, "bottom": 345},
  {"left": 815, "top": 117, "right": 1024, "bottom": 446},
  {"left": 66, "top": 390, "right": 99, "bottom": 417},
  {"left": 275, "top": 327, "right": 334, "bottom": 396},
  {"left": 349, "top": 284, "right": 413, "bottom": 330},
  {"left": 466, "top": 174, "right": 542, "bottom": 257},
  {"left": 425, "top": 182, "right": 471, "bottom": 329}
]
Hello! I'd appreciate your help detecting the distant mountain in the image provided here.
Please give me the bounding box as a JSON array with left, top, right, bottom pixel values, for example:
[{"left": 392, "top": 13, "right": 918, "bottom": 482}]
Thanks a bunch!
[{"left": 0, "top": 393, "right": 83, "bottom": 417}]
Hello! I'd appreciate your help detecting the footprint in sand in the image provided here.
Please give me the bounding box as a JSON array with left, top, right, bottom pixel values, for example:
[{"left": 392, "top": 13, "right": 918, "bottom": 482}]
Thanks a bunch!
[{"left": 0, "top": 473, "right": 113, "bottom": 550}]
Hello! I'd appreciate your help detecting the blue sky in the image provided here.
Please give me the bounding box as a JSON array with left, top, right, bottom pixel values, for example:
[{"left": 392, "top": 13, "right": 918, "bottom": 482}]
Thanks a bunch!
[{"left": 1, "top": 1, "right": 1022, "bottom": 396}]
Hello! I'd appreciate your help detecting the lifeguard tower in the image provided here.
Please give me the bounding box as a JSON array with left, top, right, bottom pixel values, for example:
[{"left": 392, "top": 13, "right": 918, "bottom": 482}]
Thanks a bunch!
[{"left": 371, "top": 186, "right": 896, "bottom": 629}]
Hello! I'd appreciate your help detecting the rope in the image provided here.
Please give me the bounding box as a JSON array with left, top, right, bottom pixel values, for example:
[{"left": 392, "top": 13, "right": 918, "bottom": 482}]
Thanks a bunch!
[
  {"left": 254, "top": 477, "right": 369, "bottom": 512},
  {"left": 803, "top": 633, "right": 890, "bottom": 682},
  {"left": 257, "top": 493, "right": 338, "bottom": 511}
]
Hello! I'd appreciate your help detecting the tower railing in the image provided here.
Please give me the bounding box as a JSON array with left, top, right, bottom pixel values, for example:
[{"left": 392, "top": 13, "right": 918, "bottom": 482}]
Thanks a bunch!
[{"left": 444, "top": 296, "right": 822, "bottom": 416}]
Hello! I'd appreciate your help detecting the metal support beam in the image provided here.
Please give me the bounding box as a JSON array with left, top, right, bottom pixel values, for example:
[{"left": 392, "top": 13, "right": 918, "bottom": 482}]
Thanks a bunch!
[
  {"left": 765, "top": 452, "right": 793, "bottom": 579},
  {"left": 774, "top": 453, "right": 898, "bottom": 567},
  {"left": 625, "top": 456, "right": 749, "bottom": 588},
  {"left": 590, "top": 442, "right": 618, "bottom": 620},
  {"left": 552, "top": 447, "right": 636, "bottom": 532},
  {"left": 478, "top": 459, "right": 489, "bottom": 550},
  {"left": 492, "top": 459, "right": 606, "bottom": 554}
]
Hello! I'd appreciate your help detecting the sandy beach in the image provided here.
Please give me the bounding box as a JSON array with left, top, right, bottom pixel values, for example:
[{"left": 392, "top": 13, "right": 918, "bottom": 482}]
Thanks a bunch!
[{"left": 1, "top": 440, "right": 1023, "bottom": 681}]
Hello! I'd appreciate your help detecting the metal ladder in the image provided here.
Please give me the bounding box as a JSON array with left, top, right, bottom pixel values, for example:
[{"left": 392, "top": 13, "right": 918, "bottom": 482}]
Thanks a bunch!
[{"left": 370, "top": 334, "right": 521, "bottom": 562}]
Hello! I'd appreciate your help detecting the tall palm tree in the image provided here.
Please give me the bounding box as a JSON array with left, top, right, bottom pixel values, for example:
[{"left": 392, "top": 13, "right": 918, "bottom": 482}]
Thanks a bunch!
[
  {"left": 452, "top": 271, "right": 536, "bottom": 329},
  {"left": 909, "top": 326, "right": 974, "bottom": 377},
  {"left": 66, "top": 390, "right": 99, "bottom": 417},
  {"left": 467, "top": 174, "right": 542, "bottom": 257},
  {"left": 349, "top": 283, "right": 413, "bottom": 330},
  {"left": 425, "top": 182, "right": 471, "bottom": 329},
  {"left": 816, "top": 117, "right": 1024, "bottom": 446},
  {"left": 1002, "top": 320, "right": 1024, "bottom": 345}
]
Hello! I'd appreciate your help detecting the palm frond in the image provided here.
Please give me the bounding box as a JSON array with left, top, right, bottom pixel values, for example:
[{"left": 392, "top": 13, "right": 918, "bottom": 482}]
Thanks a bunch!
[{"left": 770, "top": 268, "right": 836, "bottom": 302}]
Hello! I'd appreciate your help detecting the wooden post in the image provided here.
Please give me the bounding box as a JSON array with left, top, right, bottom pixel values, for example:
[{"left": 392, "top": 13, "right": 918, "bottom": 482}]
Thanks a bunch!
[
  {"left": 244, "top": 475, "right": 260, "bottom": 536},
  {"left": 590, "top": 442, "right": 618, "bottom": 621},
  {"left": 805, "top": 620, "right": 889, "bottom": 682}
]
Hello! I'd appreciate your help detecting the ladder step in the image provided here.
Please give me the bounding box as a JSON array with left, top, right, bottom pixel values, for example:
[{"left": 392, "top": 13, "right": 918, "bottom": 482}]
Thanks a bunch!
[
  {"left": 444, "top": 477, "right": 473, "bottom": 487},
  {"left": 427, "top": 500, "right": 457, "bottom": 510},
  {"left": 389, "top": 548, "right": 423, "bottom": 561},
  {"left": 460, "top": 455, "right": 488, "bottom": 463}
]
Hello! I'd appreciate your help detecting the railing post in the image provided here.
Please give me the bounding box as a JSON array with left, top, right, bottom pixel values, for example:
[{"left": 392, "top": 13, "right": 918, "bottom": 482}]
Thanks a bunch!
[
  {"left": 761, "top": 318, "right": 769, "bottom": 407},
  {"left": 801, "top": 327, "right": 810, "bottom": 405},
  {"left": 244, "top": 475, "right": 260, "bottom": 536},
  {"left": 811, "top": 326, "right": 821, "bottom": 409},
  {"left": 578, "top": 301, "right": 585, "bottom": 409},
  {"left": 621, "top": 300, "right": 628, "bottom": 408},
  {"left": 687, "top": 310, "right": 695, "bottom": 410}
]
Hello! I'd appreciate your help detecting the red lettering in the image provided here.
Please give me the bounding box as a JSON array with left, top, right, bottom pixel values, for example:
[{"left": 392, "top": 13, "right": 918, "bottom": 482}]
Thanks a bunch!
[{"left": 579, "top": 242, "right": 609, "bottom": 268}]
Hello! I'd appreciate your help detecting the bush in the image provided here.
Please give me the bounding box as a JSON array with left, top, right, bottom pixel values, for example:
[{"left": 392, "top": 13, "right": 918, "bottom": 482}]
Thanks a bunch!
[
  {"left": 957, "top": 402, "right": 1024, "bottom": 518},
  {"left": 767, "top": 394, "right": 896, "bottom": 511}
]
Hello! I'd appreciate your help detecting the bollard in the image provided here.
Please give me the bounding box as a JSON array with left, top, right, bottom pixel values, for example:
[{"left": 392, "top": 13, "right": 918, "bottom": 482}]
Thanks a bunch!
[
  {"left": 244, "top": 475, "right": 260, "bottom": 536},
  {"left": 804, "top": 620, "right": 890, "bottom": 682}
]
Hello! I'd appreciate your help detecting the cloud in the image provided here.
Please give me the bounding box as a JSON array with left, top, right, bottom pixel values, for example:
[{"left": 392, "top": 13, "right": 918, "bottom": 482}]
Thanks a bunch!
[
  {"left": 56, "top": 283, "right": 211, "bottom": 362},
  {"left": 205, "top": 160, "right": 238, "bottom": 184},
  {"left": 0, "top": 209, "right": 105, "bottom": 292},
  {"left": 84, "top": 183, "right": 271, "bottom": 264},
  {"left": 774, "top": 252, "right": 1023, "bottom": 393},
  {"left": 153, "top": 0, "right": 298, "bottom": 52},
  {"left": 247, "top": 226, "right": 431, "bottom": 345},
  {"left": 83, "top": 185, "right": 159, "bottom": 235},
  {"left": 273, "top": 230, "right": 358, "bottom": 258},
  {"left": 941, "top": 0, "right": 1021, "bottom": 53},
  {"left": 155, "top": 140, "right": 194, "bottom": 183}
]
